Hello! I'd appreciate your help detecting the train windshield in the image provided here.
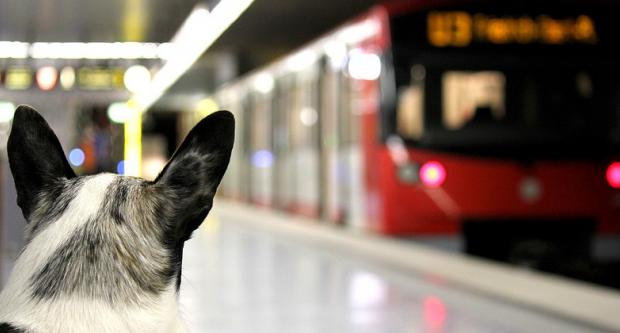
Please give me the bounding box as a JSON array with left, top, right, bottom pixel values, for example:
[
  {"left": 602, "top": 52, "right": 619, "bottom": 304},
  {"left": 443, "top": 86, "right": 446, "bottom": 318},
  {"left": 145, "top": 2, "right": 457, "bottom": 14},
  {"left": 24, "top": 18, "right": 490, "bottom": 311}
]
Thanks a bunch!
[
  {"left": 390, "top": 7, "right": 620, "bottom": 159},
  {"left": 396, "top": 62, "right": 620, "bottom": 158}
]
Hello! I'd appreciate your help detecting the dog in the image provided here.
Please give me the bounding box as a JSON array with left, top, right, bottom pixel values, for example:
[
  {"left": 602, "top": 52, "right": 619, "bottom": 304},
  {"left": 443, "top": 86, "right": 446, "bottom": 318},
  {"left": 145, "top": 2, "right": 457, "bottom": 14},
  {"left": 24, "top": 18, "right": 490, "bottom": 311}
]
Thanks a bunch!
[{"left": 0, "top": 105, "right": 234, "bottom": 333}]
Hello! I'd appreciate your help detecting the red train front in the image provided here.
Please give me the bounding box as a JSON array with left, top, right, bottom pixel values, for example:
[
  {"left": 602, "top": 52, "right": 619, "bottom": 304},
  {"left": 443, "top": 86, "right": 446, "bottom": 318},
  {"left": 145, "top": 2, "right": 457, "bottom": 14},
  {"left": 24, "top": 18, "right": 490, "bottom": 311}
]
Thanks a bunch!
[{"left": 217, "top": 0, "right": 620, "bottom": 266}]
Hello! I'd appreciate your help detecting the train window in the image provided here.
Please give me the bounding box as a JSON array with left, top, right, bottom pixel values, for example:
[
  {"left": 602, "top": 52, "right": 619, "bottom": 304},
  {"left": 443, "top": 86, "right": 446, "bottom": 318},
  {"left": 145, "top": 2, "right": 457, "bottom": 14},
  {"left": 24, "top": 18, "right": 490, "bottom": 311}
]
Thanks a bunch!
[
  {"left": 397, "top": 65, "right": 425, "bottom": 140},
  {"left": 419, "top": 64, "right": 620, "bottom": 159},
  {"left": 442, "top": 71, "right": 505, "bottom": 130},
  {"left": 397, "top": 86, "right": 423, "bottom": 139}
]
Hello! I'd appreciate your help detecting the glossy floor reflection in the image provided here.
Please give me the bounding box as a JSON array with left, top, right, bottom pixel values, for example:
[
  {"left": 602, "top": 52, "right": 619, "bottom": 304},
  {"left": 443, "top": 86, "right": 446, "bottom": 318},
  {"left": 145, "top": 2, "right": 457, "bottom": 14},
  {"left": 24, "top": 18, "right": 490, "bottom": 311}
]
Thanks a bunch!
[{"left": 179, "top": 213, "right": 604, "bottom": 333}]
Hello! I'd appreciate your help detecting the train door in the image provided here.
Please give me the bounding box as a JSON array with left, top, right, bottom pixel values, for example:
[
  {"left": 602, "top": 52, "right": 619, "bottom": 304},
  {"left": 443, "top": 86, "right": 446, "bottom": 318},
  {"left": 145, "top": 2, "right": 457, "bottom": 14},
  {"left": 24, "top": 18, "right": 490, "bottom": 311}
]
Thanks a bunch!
[
  {"left": 320, "top": 51, "right": 366, "bottom": 229},
  {"left": 288, "top": 66, "right": 321, "bottom": 217},
  {"left": 343, "top": 73, "right": 367, "bottom": 229},
  {"left": 319, "top": 57, "right": 346, "bottom": 224},
  {"left": 248, "top": 90, "right": 274, "bottom": 206},
  {"left": 273, "top": 76, "right": 292, "bottom": 211},
  {"left": 217, "top": 87, "right": 246, "bottom": 200}
]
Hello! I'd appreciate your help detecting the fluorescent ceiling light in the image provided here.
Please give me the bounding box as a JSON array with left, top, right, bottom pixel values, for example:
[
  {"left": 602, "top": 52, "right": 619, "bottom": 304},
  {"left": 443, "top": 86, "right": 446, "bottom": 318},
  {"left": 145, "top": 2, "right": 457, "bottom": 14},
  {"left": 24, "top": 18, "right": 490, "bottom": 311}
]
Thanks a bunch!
[
  {"left": 0, "top": 41, "right": 29, "bottom": 58},
  {"left": 31, "top": 42, "right": 165, "bottom": 59},
  {"left": 132, "top": 0, "right": 255, "bottom": 111},
  {"left": 123, "top": 65, "right": 152, "bottom": 94},
  {"left": 284, "top": 49, "right": 318, "bottom": 72},
  {"left": 0, "top": 41, "right": 171, "bottom": 59}
]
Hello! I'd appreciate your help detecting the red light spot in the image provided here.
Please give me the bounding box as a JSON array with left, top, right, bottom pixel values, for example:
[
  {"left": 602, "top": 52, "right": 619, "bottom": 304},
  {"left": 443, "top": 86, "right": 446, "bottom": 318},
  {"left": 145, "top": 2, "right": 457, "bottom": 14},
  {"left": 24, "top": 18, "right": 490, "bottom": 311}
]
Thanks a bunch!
[
  {"left": 423, "top": 296, "right": 447, "bottom": 331},
  {"left": 36, "top": 66, "right": 58, "bottom": 91},
  {"left": 606, "top": 162, "right": 620, "bottom": 189},
  {"left": 420, "top": 161, "right": 446, "bottom": 187}
]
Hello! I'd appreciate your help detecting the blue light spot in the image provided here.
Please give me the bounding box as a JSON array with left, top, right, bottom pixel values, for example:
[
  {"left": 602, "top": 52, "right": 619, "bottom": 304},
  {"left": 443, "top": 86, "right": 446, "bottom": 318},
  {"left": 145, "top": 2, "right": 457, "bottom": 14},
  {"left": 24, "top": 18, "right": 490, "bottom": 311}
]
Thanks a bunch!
[
  {"left": 117, "top": 160, "right": 125, "bottom": 175},
  {"left": 69, "top": 148, "right": 85, "bottom": 166},
  {"left": 251, "top": 150, "right": 274, "bottom": 168}
]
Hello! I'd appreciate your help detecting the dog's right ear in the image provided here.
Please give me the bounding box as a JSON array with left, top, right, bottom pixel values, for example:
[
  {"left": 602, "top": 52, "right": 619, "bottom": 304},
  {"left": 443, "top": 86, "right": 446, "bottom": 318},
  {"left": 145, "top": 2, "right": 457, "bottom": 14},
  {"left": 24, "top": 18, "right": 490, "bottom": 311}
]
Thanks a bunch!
[
  {"left": 7, "top": 105, "right": 76, "bottom": 220},
  {"left": 154, "top": 111, "right": 234, "bottom": 242}
]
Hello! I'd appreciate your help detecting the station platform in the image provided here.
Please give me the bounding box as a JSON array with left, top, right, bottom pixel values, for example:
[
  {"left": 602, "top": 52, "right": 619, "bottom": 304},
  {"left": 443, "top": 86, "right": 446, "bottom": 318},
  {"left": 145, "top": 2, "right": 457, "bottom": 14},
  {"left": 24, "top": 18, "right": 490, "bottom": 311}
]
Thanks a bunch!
[
  {"left": 178, "top": 200, "right": 620, "bottom": 333},
  {"left": 1, "top": 198, "right": 619, "bottom": 332}
]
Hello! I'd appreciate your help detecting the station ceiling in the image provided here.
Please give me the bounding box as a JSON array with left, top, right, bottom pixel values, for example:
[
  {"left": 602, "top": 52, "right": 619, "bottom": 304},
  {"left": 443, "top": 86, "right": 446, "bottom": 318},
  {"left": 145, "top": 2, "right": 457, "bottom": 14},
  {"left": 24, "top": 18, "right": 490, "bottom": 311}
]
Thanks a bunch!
[
  {"left": 0, "top": 0, "right": 380, "bottom": 108},
  {"left": 0, "top": 0, "right": 199, "bottom": 42},
  {"left": 0, "top": 0, "right": 378, "bottom": 54},
  {"left": 165, "top": 0, "right": 381, "bottom": 108},
  {"left": 210, "top": 0, "right": 380, "bottom": 69}
]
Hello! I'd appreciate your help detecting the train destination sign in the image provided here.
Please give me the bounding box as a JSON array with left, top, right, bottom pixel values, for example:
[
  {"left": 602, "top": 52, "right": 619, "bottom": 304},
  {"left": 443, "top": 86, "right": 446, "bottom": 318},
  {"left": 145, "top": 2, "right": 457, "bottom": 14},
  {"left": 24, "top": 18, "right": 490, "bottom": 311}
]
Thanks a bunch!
[
  {"left": 77, "top": 67, "right": 124, "bottom": 90},
  {"left": 4, "top": 68, "right": 33, "bottom": 90},
  {"left": 427, "top": 12, "right": 597, "bottom": 47}
]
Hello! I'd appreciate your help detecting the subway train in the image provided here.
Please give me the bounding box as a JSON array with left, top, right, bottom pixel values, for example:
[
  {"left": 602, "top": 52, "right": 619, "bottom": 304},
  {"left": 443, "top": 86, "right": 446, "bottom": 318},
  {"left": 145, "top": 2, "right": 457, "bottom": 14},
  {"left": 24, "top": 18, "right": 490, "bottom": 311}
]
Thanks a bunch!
[{"left": 212, "top": 0, "right": 620, "bottom": 265}]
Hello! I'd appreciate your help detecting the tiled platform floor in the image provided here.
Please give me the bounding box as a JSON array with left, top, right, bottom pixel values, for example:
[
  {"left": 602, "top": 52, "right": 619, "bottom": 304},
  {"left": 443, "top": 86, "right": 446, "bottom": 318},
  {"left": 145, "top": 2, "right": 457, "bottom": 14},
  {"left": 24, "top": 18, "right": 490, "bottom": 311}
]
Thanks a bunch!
[{"left": 178, "top": 212, "right": 605, "bottom": 333}]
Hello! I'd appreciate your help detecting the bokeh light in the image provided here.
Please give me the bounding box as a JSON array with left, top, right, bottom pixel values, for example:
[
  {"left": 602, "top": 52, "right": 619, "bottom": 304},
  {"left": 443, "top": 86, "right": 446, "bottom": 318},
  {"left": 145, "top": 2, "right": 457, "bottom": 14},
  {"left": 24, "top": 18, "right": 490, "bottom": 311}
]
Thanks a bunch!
[
  {"left": 36, "top": 66, "right": 58, "bottom": 91},
  {"left": 123, "top": 65, "right": 151, "bottom": 94},
  {"left": 69, "top": 148, "right": 85, "bottom": 167}
]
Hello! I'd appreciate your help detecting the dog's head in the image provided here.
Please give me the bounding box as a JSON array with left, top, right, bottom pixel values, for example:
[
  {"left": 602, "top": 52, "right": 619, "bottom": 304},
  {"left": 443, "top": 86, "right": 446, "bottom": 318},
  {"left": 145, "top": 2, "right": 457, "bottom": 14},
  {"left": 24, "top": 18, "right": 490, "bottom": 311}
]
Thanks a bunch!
[{"left": 6, "top": 105, "right": 234, "bottom": 304}]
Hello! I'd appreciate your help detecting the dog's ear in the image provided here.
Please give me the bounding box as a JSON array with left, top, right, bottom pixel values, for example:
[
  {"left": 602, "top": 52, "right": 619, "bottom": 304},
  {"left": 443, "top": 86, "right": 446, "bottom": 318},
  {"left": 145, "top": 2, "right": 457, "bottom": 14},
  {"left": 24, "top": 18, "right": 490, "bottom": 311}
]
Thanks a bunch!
[
  {"left": 154, "top": 110, "right": 234, "bottom": 241},
  {"left": 8, "top": 105, "right": 76, "bottom": 220}
]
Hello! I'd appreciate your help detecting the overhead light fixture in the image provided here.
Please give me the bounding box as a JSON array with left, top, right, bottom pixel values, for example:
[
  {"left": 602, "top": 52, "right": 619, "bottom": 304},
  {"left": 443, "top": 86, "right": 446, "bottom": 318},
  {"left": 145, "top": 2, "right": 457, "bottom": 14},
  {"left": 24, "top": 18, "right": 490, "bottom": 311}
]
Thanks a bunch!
[
  {"left": 123, "top": 65, "right": 151, "bottom": 94},
  {"left": 36, "top": 66, "right": 59, "bottom": 91},
  {"left": 132, "top": 0, "right": 255, "bottom": 111},
  {"left": 59, "top": 66, "right": 76, "bottom": 90},
  {"left": 0, "top": 41, "right": 171, "bottom": 59},
  {"left": 30, "top": 42, "right": 167, "bottom": 59},
  {"left": 0, "top": 41, "right": 29, "bottom": 58},
  {"left": 123, "top": 0, "right": 254, "bottom": 177}
]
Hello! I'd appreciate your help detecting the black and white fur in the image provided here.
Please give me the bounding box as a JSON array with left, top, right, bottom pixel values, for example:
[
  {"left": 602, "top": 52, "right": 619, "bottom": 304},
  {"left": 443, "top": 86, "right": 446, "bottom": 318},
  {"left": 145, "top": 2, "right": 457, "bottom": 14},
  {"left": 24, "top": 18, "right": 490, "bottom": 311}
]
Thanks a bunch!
[{"left": 0, "top": 105, "right": 234, "bottom": 333}]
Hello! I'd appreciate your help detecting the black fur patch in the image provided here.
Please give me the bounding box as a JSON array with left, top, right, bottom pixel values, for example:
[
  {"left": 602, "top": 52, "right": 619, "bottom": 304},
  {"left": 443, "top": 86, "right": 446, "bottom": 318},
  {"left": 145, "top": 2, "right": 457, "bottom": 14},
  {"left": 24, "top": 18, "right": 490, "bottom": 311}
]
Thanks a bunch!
[
  {"left": 0, "top": 323, "right": 26, "bottom": 333},
  {"left": 107, "top": 177, "right": 129, "bottom": 225},
  {"left": 154, "top": 111, "right": 234, "bottom": 242},
  {"left": 8, "top": 105, "right": 76, "bottom": 220}
]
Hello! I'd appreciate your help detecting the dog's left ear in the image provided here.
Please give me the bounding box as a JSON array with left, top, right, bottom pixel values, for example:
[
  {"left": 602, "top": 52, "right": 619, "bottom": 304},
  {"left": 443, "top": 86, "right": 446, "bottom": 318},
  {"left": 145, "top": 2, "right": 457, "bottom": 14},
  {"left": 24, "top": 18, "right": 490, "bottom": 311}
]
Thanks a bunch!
[
  {"left": 154, "top": 111, "right": 234, "bottom": 241},
  {"left": 8, "top": 105, "right": 76, "bottom": 220}
]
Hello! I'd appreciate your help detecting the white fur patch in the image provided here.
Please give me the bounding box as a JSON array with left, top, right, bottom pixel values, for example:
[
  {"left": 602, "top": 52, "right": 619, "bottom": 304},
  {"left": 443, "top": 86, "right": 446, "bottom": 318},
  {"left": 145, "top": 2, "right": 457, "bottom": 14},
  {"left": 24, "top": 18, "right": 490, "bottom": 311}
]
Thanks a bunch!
[
  {"left": 1, "top": 283, "right": 187, "bottom": 333},
  {"left": 0, "top": 174, "right": 115, "bottom": 295}
]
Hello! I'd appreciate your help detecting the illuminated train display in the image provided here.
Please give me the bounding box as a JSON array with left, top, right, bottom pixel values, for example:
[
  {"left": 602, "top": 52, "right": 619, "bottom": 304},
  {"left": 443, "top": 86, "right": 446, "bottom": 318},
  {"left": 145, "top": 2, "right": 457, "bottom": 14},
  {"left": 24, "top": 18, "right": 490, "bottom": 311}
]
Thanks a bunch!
[{"left": 213, "top": 1, "right": 620, "bottom": 265}]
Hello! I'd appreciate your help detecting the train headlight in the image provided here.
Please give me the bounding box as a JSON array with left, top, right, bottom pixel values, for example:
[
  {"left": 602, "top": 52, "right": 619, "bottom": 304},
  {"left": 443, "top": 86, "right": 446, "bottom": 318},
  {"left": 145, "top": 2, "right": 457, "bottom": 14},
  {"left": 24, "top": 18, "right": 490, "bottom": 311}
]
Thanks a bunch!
[
  {"left": 397, "top": 162, "right": 419, "bottom": 184},
  {"left": 606, "top": 162, "right": 620, "bottom": 189},
  {"left": 420, "top": 161, "right": 446, "bottom": 188}
]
